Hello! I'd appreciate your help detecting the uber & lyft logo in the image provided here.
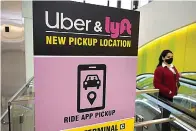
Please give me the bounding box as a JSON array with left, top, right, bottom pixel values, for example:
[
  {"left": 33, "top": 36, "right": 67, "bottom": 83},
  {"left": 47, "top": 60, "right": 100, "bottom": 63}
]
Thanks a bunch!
[{"left": 105, "top": 17, "right": 132, "bottom": 38}]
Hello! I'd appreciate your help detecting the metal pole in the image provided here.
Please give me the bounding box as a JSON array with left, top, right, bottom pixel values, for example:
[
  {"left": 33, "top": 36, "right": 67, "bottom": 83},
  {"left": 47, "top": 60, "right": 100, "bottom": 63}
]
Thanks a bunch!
[
  {"left": 117, "top": 0, "right": 121, "bottom": 8},
  {"left": 133, "top": 0, "right": 139, "bottom": 10},
  {"left": 19, "top": 114, "right": 24, "bottom": 131},
  {"left": 8, "top": 102, "right": 11, "bottom": 131}
]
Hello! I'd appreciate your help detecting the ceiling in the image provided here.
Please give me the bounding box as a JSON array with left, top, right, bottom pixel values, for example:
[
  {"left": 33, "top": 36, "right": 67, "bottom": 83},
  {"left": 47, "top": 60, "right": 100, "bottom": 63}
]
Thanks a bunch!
[
  {"left": 1, "top": 0, "right": 22, "bottom": 20},
  {"left": 1, "top": 0, "right": 24, "bottom": 51},
  {"left": 0, "top": 0, "right": 150, "bottom": 50}
]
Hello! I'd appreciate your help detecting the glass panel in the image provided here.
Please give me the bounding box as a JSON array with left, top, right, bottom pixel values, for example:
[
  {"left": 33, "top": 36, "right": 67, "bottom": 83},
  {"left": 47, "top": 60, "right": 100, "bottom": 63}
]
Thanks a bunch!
[
  {"left": 16, "top": 80, "right": 34, "bottom": 101},
  {"left": 1, "top": 78, "right": 34, "bottom": 131},
  {"left": 10, "top": 99, "right": 34, "bottom": 131},
  {"left": 173, "top": 94, "right": 196, "bottom": 116},
  {"left": 136, "top": 74, "right": 154, "bottom": 90},
  {"left": 173, "top": 72, "right": 196, "bottom": 115},
  {"left": 135, "top": 90, "right": 163, "bottom": 125}
]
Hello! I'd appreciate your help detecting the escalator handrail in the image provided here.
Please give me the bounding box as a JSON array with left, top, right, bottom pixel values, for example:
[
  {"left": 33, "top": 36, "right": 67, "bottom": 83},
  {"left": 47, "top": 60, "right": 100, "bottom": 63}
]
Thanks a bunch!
[
  {"left": 8, "top": 77, "right": 34, "bottom": 103},
  {"left": 137, "top": 72, "right": 196, "bottom": 77}
]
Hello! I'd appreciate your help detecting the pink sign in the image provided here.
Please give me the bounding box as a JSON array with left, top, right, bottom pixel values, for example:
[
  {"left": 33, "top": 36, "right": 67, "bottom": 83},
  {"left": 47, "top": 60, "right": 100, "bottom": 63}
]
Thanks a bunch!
[{"left": 34, "top": 57, "right": 137, "bottom": 131}]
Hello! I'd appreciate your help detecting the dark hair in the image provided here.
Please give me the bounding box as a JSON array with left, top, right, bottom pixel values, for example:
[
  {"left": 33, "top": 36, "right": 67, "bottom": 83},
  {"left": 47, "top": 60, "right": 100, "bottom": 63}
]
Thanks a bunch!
[{"left": 157, "top": 50, "right": 173, "bottom": 67}]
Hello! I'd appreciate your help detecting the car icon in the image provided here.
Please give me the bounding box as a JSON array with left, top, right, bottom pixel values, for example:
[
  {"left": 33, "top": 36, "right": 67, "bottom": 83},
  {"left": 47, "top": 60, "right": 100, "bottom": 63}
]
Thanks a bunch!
[{"left": 83, "top": 75, "right": 101, "bottom": 90}]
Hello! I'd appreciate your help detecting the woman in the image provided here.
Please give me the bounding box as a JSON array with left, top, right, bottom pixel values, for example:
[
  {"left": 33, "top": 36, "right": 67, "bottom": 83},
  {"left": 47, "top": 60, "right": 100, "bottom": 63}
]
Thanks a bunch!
[{"left": 153, "top": 50, "right": 180, "bottom": 131}]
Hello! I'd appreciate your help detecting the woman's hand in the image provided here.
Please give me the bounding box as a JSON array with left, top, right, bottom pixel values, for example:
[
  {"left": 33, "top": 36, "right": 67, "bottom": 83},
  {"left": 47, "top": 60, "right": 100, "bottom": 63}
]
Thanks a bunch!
[
  {"left": 169, "top": 91, "right": 172, "bottom": 94},
  {"left": 179, "top": 72, "right": 182, "bottom": 77}
]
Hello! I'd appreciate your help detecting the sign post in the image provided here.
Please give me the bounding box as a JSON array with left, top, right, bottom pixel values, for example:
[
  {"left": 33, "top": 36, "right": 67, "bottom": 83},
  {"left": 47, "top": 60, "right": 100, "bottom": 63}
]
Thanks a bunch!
[{"left": 33, "top": 1, "right": 139, "bottom": 131}]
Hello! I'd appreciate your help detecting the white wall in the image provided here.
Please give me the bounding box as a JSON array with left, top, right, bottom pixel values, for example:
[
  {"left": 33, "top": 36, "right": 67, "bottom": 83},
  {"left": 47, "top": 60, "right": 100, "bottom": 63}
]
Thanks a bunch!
[
  {"left": 138, "top": 1, "right": 196, "bottom": 47},
  {"left": 1, "top": 49, "right": 26, "bottom": 99},
  {"left": 22, "top": 1, "right": 34, "bottom": 81}
]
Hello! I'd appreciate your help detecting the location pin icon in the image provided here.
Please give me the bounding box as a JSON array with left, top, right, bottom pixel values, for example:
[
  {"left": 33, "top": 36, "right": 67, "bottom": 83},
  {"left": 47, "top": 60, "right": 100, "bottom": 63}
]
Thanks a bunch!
[{"left": 87, "top": 91, "right": 97, "bottom": 105}]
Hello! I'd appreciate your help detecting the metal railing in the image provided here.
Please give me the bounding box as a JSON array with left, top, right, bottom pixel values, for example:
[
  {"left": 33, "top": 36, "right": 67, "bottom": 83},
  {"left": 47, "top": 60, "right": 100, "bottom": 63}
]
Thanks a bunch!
[
  {"left": 135, "top": 117, "right": 175, "bottom": 128},
  {"left": 1, "top": 77, "right": 34, "bottom": 125}
]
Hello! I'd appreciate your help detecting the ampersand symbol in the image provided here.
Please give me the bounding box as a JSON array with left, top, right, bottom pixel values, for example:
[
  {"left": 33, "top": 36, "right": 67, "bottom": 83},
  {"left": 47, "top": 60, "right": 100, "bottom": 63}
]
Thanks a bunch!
[{"left": 94, "top": 21, "right": 102, "bottom": 32}]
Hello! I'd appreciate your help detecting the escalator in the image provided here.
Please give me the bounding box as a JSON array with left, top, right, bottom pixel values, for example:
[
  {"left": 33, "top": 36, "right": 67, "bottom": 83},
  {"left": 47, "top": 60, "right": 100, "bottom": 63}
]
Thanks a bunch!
[
  {"left": 136, "top": 72, "right": 196, "bottom": 131},
  {"left": 135, "top": 89, "right": 196, "bottom": 131},
  {"left": 136, "top": 72, "right": 196, "bottom": 118}
]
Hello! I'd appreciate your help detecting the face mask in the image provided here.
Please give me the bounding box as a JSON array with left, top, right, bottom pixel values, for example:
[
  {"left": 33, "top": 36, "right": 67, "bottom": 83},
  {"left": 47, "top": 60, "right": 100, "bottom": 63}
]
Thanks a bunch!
[{"left": 165, "top": 58, "right": 173, "bottom": 64}]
